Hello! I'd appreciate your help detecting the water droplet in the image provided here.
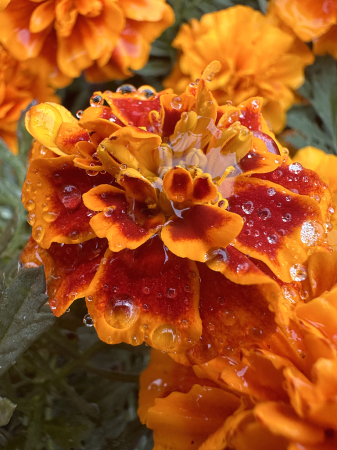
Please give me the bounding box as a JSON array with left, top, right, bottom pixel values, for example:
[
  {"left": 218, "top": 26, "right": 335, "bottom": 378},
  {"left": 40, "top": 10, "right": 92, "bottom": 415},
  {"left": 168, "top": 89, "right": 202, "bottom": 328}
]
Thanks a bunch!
[
  {"left": 116, "top": 84, "right": 136, "bottom": 94},
  {"left": 83, "top": 313, "right": 95, "bottom": 327},
  {"left": 152, "top": 324, "right": 179, "bottom": 351},
  {"left": 225, "top": 100, "right": 232, "bottom": 106},
  {"left": 166, "top": 288, "right": 177, "bottom": 298},
  {"left": 242, "top": 201, "right": 254, "bottom": 214},
  {"left": 43, "top": 210, "right": 58, "bottom": 222},
  {"left": 267, "top": 234, "right": 278, "bottom": 244},
  {"left": 104, "top": 207, "right": 115, "bottom": 217},
  {"left": 184, "top": 285, "right": 190, "bottom": 292},
  {"left": 171, "top": 96, "right": 182, "bottom": 110},
  {"left": 26, "top": 199, "right": 35, "bottom": 211},
  {"left": 142, "top": 286, "right": 150, "bottom": 295},
  {"left": 131, "top": 335, "right": 139, "bottom": 346},
  {"left": 300, "top": 290, "right": 309, "bottom": 300},
  {"left": 138, "top": 86, "right": 156, "bottom": 99},
  {"left": 329, "top": 206, "right": 335, "bottom": 214},
  {"left": 32, "top": 226, "right": 45, "bottom": 243},
  {"left": 76, "top": 110, "right": 83, "bottom": 119},
  {"left": 282, "top": 213, "right": 292, "bottom": 222},
  {"left": 267, "top": 188, "right": 276, "bottom": 196},
  {"left": 58, "top": 185, "right": 81, "bottom": 210},
  {"left": 300, "top": 221, "right": 324, "bottom": 246},
  {"left": 27, "top": 213, "right": 35, "bottom": 225},
  {"left": 87, "top": 295, "right": 94, "bottom": 302},
  {"left": 257, "top": 208, "right": 271, "bottom": 220},
  {"left": 104, "top": 294, "right": 139, "bottom": 329},
  {"left": 313, "top": 194, "right": 321, "bottom": 203},
  {"left": 90, "top": 94, "right": 103, "bottom": 107},
  {"left": 290, "top": 264, "right": 307, "bottom": 281},
  {"left": 289, "top": 162, "right": 302, "bottom": 174},
  {"left": 69, "top": 230, "right": 80, "bottom": 240}
]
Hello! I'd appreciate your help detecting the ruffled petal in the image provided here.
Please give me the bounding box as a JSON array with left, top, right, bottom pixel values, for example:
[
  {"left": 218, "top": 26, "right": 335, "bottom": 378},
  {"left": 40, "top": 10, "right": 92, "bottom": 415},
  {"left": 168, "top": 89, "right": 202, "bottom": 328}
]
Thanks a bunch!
[
  {"left": 83, "top": 183, "right": 165, "bottom": 252},
  {"left": 22, "top": 155, "right": 115, "bottom": 248},
  {"left": 161, "top": 205, "right": 243, "bottom": 262},
  {"left": 163, "top": 166, "right": 193, "bottom": 202},
  {"left": 85, "top": 237, "right": 202, "bottom": 352},
  {"left": 20, "top": 236, "right": 108, "bottom": 316}
]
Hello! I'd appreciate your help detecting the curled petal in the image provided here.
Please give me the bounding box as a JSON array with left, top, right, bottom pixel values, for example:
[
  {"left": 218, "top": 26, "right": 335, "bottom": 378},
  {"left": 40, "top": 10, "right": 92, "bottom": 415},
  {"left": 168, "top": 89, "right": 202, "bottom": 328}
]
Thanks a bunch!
[
  {"left": 55, "top": 122, "right": 90, "bottom": 155},
  {"left": 117, "top": 168, "right": 157, "bottom": 203},
  {"left": 85, "top": 237, "right": 202, "bottom": 352},
  {"left": 163, "top": 167, "right": 193, "bottom": 202},
  {"left": 193, "top": 174, "right": 218, "bottom": 203},
  {"left": 160, "top": 92, "right": 196, "bottom": 138},
  {"left": 20, "top": 237, "right": 108, "bottom": 316},
  {"left": 25, "top": 102, "right": 77, "bottom": 155},
  {"left": 83, "top": 184, "right": 165, "bottom": 252},
  {"left": 161, "top": 205, "right": 243, "bottom": 262},
  {"left": 22, "top": 156, "right": 115, "bottom": 248},
  {"left": 145, "top": 385, "right": 240, "bottom": 450}
]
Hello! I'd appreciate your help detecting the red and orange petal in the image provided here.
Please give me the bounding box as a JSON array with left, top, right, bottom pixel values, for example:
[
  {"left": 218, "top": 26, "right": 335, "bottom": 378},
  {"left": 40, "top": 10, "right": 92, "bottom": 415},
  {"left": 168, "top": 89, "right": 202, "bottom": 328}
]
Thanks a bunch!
[
  {"left": 21, "top": 155, "right": 115, "bottom": 248},
  {"left": 82, "top": 184, "right": 165, "bottom": 252},
  {"left": 85, "top": 237, "right": 202, "bottom": 353},
  {"left": 171, "top": 262, "right": 280, "bottom": 366},
  {"left": 21, "top": 237, "right": 108, "bottom": 316},
  {"left": 161, "top": 205, "right": 243, "bottom": 263},
  {"left": 226, "top": 175, "right": 326, "bottom": 282},
  {"left": 271, "top": 0, "right": 337, "bottom": 41}
]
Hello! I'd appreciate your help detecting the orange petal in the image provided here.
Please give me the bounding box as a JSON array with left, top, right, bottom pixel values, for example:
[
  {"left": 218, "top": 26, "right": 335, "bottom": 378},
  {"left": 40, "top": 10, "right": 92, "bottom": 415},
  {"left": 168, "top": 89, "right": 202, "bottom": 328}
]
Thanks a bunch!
[
  {"left": 193, "top": 174, "right": 218, "bottom": 203},
  {"left": 163, "top": 166, "right": 193, "bottom": 202},
  {"left": 145, "top": 385, "right": 240, "bottom": 450},
  {"left": 160, "top": 92, "right": 196, "bottom": 138},
  {"left": 138, "top": 349, "right": 215, "bottom": 424},
  {"left": 20, "top": 236, "right": 108, "bottom": 316},
  {"left": 55, "top": 122, "right": 90, "bottom": 155},
  {"left": 117, "top": 168, "right": 157, "bottom": 203},
  {"left": 85, "top": 237, "right": 202, "bottom": 352},
  {"left": 254, "top": 402, "right": 325, "bottom": 445},
  {"left": 83, "top": 184, "right": 165, "bottom": 252},
  {"left": 227, "top": 176, "right": 325, "bottom": 282},
  {"left": 22, "top": 155, "right": 115, "bottom": 248},
  {"left": 161, "top": 205, "right": 243, "bottom": 262}
]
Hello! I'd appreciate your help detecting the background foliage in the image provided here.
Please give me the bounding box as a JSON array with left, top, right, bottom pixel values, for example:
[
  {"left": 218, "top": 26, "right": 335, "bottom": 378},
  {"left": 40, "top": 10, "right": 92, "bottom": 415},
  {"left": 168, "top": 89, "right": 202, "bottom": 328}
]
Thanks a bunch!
[{"left": 0, "top": 0, "right": 337, "bottom": 448}]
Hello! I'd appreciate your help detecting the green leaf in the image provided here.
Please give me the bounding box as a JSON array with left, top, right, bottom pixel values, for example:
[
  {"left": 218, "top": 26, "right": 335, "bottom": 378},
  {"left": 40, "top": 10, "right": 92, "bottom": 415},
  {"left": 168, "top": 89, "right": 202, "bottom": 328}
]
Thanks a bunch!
[
  {"left": 0, "top": 266, "right": 55, "bottom": 377},
  {"left": 0, "top": 396, "right": 16, "bottom": 426}
]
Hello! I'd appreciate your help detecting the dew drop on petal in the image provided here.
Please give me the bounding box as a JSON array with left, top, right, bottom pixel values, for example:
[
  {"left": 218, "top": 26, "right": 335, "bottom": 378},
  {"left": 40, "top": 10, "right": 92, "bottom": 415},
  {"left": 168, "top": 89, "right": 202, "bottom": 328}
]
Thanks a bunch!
[
  {"left": 267, "top": 188, "right": 276, "bottom": 196},
  {"left": 76, "top": 110, "right": 83, "bottom": 119},
  {"left": 152, "top": 324, "right": 180, "bottom": 351},
  {"left": 290, "top": 264, "right": 307, "bottom": 281},
  {"left": 26, "top": 199, "right": 35, "bottom": 211},
  {"left": 267, "top": 234, "right": 278, "bottom": 244},
  {"left": 104, "top": 294, "right": 139, "bottom": 329},
  {"left": 257, "top": 208, "right": 271, "bottom": 220},
  {"left": 83, "top": 313, "right": 95, "bottom": 327},
  {"left": 282, "top": 213, "right": 292, "bottom": 222},
  {"left": 171, "top": 96, "right": 182, "bottom": 110},
  {"left": 242, "top": 201, "right": 254, "bottom": 214},
  {"left": 58, "top": 185, "right": 81, "bottom": 210},
  {"left": 116, "top": 84, "right": 136, "bottom": 94},
  {"left": 104, "top": 207, "right": 115, "bottom": 217},
  {"left": 43, "top": 211, "right": 58, "bottom": 222},
  {"left": 166, "top": 288, "right": 177, "bottom": 298},
  {"left": 131, "top": 335, "right": 139, "bottom": 346},
  {"left": 90, "top": 94, "right": 104, "bottom": 107},
  {"left": 300, "top": 221, "right": 324, "bottom": 246},
  {"left": 32, "top": 226, "right": 45, "bottom": 243},
  {"left": 289, "top": 162, "right": 303, "bottom": 174}
]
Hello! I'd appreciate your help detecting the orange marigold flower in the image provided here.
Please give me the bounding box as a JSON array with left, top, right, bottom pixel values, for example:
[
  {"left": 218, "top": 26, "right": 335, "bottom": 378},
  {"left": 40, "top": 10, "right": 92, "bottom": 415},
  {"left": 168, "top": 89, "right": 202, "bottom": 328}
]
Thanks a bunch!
[
  {"left": 0, "top": 0, "right": 174, "bottom": 87},
  {"left": 20, "top": 63, "right": 333, "bottom": 364},
  {"left": 164, "top": 5, "right": 313, "bottom": 134},
  {"left": 270, "top": 0, "right": 337, "bottom": 59},
  {"left": 139, "top": 251, "right": 337, "bottom": 449},
  {"left": 0, "top": 44, "right": 57, "bottom": 153}
]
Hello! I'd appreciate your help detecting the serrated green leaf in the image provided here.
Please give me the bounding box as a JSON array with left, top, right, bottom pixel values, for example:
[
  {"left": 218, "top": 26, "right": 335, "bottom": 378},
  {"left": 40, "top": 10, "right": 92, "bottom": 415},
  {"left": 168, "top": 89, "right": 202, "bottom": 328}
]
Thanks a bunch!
[
  {"left": 0, "top": 396, "right": 16, "bottom": 426},
  {"left": 0, "top": 267, "right": 55, "bottom": 376}
]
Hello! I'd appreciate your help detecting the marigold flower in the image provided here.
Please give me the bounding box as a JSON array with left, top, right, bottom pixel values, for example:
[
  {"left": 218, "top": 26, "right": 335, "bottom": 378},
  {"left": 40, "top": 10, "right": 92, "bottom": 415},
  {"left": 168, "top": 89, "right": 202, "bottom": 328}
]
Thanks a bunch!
[
  {"left": 271, "top": 0, "right": 337, "bottom": 59},
  {"left": 0, "top": 44, "right": 57, "bottom": 153},
  {"left": 21, "top": 63, "right": 333, "bottom": 364},
  {"left": 164, "top": 5, "right": 313, "bottom": 134},
  {"left": 0, "top": 0, "right": 174, "bottom": 87},
  {"left": 139, "top": 250, "right": 337, "bottom": 449}
]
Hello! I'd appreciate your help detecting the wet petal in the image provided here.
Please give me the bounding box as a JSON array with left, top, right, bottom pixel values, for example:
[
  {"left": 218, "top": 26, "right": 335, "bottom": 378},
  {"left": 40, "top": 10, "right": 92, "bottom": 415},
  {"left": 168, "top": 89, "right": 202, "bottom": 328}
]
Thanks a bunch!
[
  {"left": 55, "top": 122, "right": 90, "bottom": 155},
  {"left": 85, "top": 237, "right": 202, "bottom": 352},
  {"left": 226, "top": 176, "right": 325, "bottom": 282},
  {"left": 25, "top": 102, "right": 77, "bottom": 156},
  {"left": 83, "top": 184, "right": 165, "bottom": 252},
  {"left": 173, "top": 262, "right": 279, "bottom": 365},
  {"left": 161, "top": 205, "right": 243, "bottom": 262},
  {"left": 22, "top": 155, "right": 115, "bottom": 248},
  {"left": 163, "top": 167, "right": 193, "bottom": 203},
  {"left": 21, "top": 236, "right": 108, "bottom": 316},
  {"left": 193, "top": 174, "right": 218, "bottom": 203}
]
